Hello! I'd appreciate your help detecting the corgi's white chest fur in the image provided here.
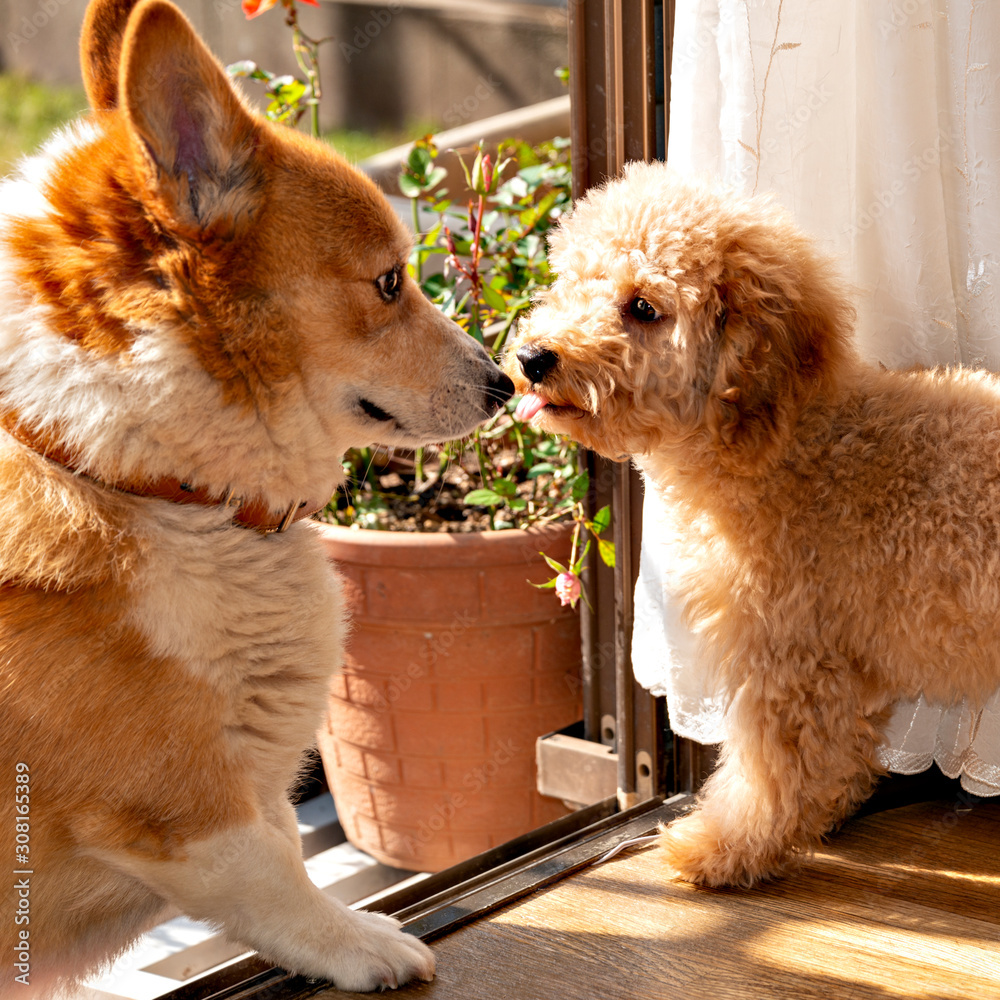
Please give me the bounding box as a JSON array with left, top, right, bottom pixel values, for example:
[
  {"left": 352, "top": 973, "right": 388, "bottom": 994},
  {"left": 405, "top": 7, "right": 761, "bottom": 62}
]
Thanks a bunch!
[{"left": 129, "top": 504, "right": 345, "bottom": 703}]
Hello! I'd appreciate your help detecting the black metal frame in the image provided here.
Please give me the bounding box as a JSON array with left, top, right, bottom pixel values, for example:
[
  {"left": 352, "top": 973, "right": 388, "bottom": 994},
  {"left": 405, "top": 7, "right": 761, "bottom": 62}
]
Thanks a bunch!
[
  {"left": 569, "top": 0, "right": 680, "bottom": 805},
  {"left": 158, "top": 794, "right": 692, "bottom": 1000}
]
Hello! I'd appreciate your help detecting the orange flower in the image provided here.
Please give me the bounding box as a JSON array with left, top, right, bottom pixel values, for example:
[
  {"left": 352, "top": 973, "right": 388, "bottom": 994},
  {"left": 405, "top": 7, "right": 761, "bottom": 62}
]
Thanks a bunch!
[
  {"left": 241, "top": 0, "right": 277, "bottom": 17},
  {"left": 242, "top": 0, "right": 318, "bottom": 19}
]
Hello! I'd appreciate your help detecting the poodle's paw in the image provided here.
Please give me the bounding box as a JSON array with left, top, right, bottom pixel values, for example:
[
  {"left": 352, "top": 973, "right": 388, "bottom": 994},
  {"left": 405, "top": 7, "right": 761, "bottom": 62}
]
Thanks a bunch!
[
  {"left": 657, "top": 810, "right": 789, "bottom": 888},
  {"left": 325, "top": 910, "right": 435, "bottom": 992}
]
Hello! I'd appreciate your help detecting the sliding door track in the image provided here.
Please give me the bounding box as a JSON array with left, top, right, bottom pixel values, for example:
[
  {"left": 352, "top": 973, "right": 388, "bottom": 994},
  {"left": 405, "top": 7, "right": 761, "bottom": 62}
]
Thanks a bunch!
[{"left": 158, "top": 794, "right": 690, "bottom": 1000}]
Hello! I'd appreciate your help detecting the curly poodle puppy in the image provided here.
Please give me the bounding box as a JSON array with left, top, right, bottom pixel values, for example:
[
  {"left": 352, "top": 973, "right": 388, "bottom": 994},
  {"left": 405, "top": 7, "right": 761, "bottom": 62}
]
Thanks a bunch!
[{"left": 505, "top": 161, "right": 1000, "bottom": 887}]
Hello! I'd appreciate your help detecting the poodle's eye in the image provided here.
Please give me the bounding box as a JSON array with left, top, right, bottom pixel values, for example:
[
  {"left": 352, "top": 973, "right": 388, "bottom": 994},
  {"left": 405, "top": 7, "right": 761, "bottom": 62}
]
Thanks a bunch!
[
  {"left": 375, "top": 267, "right": 403, "bottom": 302},
  {"left": 628, "top": 297, "right": 660, "bottom": 323}
]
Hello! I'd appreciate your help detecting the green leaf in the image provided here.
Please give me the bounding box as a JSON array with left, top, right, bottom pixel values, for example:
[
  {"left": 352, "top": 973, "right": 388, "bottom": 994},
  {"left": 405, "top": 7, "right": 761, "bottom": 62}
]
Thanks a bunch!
[
  {"left": 541, "top": 553, "right": 568, "bottom": 574},
  {"left": 457, "top": 152, "right": 473, "bottom": 189},
  {"left": 571, "top": 539, "right": 591, "bottom": 575},
  {"left": 530, "top": 578, "right": 558, "bottom": 590},
  {"left": 492, "top": 156, "right": 513, "bottom": 186},
  {"left": 590, "top": 504, "right": 611, "bottom": 534},
  {"left": 508, "top": 496, "right": 528, "bottom": 511},
  {"left": 598, "top": 537, "right": 616, "bottom": 568},
  {"left": 501, "top": 176, "right": 529, "bottom": 201},
  {"left": 270, "top": 74, "right": 302, "bottom": 92},
  {"left": 571, "top": 471, "right": 590, "bottom": 502},
  {"left": 527, "top": 462, "right": 557, "bottom": 479},
  {"left": 397, "top": 172, "right": 423, "bottom": 198},
  {"left": 518, "top": 189, "right": 559, "bottom": 231},
  {"left": 470, "top": 147, "right": 485, "bottom": 194},
  {"left": 407, "top": 144, "right": 432, "bottom": 175},
  {"left": 491, "top": 477, "right": 517, "bottom": 497},
  {"left": 465, "top": 489, "right": 504, "bottom": 507},
  {"left": 481, "top": 283, "right": 507, "bottom": 313},
  {"left": 419, "top": 272, "right": 448, "bottom": 297}
]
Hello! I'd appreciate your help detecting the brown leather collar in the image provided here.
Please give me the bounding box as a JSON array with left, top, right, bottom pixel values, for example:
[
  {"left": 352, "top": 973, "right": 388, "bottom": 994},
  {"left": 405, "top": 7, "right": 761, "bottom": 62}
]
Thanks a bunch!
[{"left": 1, "top": 413, "right": 329, "bottom": 534}]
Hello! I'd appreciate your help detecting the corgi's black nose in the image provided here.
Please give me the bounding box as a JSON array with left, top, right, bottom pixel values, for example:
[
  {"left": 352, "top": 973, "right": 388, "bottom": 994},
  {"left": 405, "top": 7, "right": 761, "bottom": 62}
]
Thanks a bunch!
[
  {"left": 485, "top": 369, "right": 515, "bottom": 413},
  {"left": 517, "top": 345, "right": 558, "bottom": 384}
]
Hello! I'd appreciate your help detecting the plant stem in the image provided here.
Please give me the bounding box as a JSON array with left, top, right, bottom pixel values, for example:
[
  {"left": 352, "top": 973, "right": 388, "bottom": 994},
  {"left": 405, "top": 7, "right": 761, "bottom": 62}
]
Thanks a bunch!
[
  {"left": 466, "top": 193, "right": 488, "bottom": 339},
  {"left": 284, "top": 0, "right": 322, "bottom": 138},
  {"left": 569, "top": 508, "right": 581, "bottom": 570},
  {"left": 411, "top": 196, "right": 423, "bottom": 284},
  {"left": 472, "top": 430, "right": 490, "bottom": 488},
  {"left": 491, "top": 305, "right": 521, "bottom": 357}
]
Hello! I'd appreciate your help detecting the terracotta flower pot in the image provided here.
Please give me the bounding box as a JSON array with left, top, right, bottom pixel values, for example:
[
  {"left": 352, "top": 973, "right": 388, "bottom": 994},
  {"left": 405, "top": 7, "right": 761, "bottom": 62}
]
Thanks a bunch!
[{"left": 314, "top": 521, "right": 582, "bottom": 872}]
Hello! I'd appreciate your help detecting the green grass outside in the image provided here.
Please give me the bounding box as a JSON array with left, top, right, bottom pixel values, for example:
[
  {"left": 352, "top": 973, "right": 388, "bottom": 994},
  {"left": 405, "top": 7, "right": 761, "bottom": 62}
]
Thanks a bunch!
[
  {"left": 0, "top": 72, "right": 432, "bottom": 177},
  {"left": 0, "top": 75, "right": 88, "bottom": 176},
  {"left": 324, "top": 124, "right": 437, "bottom": 164}
]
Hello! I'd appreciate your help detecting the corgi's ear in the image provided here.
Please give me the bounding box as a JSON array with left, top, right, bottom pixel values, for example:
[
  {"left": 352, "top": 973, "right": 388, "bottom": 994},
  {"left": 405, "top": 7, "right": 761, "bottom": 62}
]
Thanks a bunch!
[
  {"left": 119, "top": 0, "right": 260, "bottom": 232},
  {"left": 80, "top": 0, "right": 139, "bottom": 109}
]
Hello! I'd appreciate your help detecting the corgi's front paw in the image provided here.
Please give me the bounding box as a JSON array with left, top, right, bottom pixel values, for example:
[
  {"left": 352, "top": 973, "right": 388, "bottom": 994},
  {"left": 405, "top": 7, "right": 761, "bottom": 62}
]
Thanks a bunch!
[{"left": 328, "top": 910, "right": 435, "bottom": 992}]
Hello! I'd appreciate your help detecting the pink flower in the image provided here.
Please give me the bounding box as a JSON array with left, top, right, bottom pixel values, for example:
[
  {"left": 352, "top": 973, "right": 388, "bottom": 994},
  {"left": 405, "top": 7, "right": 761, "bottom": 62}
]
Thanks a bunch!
[{"left": 554, "top": 572, "right": 581, "bottom": 608}]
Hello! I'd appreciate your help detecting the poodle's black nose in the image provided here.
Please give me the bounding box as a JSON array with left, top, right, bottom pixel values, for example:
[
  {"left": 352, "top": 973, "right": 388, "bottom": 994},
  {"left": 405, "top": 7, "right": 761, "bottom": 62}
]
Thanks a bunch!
[{"left": 517, "top": 345, "right": 558, "bottom": 384}]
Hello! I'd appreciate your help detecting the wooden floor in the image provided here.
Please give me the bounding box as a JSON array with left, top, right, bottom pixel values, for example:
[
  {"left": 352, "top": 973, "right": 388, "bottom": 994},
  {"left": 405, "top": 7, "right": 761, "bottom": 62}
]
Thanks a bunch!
[{"left": 322, "top": 798, "right": 999, "bottom": 1000}]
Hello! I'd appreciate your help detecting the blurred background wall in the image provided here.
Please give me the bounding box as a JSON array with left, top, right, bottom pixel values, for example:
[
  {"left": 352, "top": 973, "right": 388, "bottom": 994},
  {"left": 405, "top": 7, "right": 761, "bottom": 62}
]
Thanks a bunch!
[{"left": 0, "top": 0, "right": 568, "bottom": 134}]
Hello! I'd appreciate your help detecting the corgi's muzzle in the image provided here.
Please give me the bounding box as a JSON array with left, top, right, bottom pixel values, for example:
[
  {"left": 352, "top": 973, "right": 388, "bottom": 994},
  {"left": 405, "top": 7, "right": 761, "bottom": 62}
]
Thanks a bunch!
[
  {"left": 354, "top": 349, "right": 514, "bottom": 448},
  {"left": 485, "top": 367, "right": 516, "bottom": 413}
]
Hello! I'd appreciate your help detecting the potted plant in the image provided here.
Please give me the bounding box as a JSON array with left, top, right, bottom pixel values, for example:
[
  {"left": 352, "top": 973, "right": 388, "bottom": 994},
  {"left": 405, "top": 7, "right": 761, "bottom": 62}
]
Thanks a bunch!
[
  {"left": 230, "top": 0, "right": 614, "bottom": 871},
  {"left": 316, "top": 139, "right": 620, "bottom": 870}
]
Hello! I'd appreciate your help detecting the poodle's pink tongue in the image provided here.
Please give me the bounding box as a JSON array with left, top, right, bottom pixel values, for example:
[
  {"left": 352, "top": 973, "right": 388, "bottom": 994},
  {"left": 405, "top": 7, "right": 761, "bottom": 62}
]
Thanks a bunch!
[{"left": 514, "top": 392, "right": 549, "bottom": 421}]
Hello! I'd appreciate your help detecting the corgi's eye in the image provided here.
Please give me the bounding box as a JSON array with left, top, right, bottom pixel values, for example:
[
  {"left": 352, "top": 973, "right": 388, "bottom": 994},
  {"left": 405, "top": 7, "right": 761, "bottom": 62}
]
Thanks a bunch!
[
  {"left": 375, "top": 267, "right": 402, "bottom": 303},
  {"left": 628, "top": 297, "right": 660, "bottom": 323}
]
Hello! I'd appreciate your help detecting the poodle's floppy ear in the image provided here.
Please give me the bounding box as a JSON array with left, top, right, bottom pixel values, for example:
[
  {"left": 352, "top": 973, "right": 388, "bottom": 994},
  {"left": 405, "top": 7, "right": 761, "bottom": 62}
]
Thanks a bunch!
[{"left": 703, "top": 229, "right": 853, "bottom": 473}]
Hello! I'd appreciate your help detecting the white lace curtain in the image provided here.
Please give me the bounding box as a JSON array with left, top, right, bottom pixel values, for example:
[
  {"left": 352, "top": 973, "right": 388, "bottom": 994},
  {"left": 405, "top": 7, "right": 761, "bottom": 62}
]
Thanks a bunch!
[{"left": 632, "top": 0, "right": 1000, "bottom": 796}]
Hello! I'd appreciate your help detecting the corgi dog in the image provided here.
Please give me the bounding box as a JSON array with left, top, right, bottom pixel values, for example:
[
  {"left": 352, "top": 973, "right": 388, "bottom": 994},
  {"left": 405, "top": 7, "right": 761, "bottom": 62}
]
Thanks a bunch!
[{"left": 0, "top": 0, "right": 513, "bottom": 994}]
